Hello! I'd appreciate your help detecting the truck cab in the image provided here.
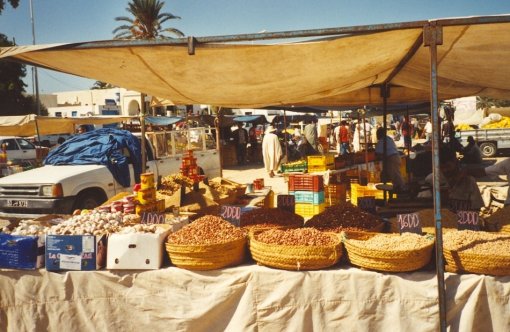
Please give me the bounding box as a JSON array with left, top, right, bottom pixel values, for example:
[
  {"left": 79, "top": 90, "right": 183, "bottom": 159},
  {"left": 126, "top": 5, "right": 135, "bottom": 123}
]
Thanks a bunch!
[{"left": 0, "top": 128, "right": 220, "bottom": 218}]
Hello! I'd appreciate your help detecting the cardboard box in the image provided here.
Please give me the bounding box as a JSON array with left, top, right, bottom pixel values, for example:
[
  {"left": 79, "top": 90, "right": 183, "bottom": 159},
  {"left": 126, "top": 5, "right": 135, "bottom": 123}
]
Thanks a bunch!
[
  {"left": 106, "top": 227, "right": 170, "bottom": 270},
  {"left": 0, "top": 234, "right": 44, "bottom": 269},
  {"left": 45, "top": 234, "right": 107, "bottom": 271}
]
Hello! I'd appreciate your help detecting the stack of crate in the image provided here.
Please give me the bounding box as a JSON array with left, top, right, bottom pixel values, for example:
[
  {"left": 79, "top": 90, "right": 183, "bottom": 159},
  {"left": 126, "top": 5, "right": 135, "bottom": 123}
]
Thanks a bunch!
[{"left": 288, "top": 174, "right": 325, "bottom": 218}]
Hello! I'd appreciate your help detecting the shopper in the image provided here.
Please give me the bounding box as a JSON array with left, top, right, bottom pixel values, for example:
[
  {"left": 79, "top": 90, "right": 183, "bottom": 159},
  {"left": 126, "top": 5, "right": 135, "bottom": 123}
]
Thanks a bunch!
[
  {"left": 375, "top": 127, "right": 405, "bottom": 192},
  {"left": 262, "top": 126, "right": 282, "bottom": 178},
  {"left": 424, "top": 119, "right": 433, "bottom": 142},
  {"left": 232, "top": 123, "right": 248, "bottom": 165},
  {"left": 247, "top": 126, "right": 258, "bottom": 163},
  {"left": 337, "top": 120, "right": 351, "bottom": 155}
]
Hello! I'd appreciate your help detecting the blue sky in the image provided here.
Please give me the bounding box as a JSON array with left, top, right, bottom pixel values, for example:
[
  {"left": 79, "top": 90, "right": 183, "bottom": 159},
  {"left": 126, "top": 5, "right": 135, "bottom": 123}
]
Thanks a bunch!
[{"left": 1, "top": 0, "right": 510, "bottom": 94}]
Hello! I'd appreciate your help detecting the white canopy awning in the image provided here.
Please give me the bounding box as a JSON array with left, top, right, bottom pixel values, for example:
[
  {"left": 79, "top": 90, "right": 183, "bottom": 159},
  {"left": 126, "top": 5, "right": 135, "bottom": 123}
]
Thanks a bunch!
[{"left": 1, "top": 15, "right": 510, "bottom": 109}]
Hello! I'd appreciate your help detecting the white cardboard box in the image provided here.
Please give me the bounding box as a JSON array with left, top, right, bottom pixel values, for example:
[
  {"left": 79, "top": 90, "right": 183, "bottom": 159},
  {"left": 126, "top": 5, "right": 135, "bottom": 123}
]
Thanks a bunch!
[{"left": 106, "top": 228, "right": 170, "bottom": 270}]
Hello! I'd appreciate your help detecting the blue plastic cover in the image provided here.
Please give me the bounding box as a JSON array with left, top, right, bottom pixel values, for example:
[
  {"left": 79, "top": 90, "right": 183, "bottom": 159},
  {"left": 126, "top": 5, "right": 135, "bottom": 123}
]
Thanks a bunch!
[
  {"left": 145, "top": 116, "right": 183, "bottom": 126},
  {"left": 44, "top": 128, "right": 142, "bottom": 187}
]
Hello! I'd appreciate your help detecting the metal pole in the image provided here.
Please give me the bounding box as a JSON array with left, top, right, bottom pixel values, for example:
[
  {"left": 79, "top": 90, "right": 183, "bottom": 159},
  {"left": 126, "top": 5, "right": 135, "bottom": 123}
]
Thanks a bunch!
[
  {"left": 213, "top": 106, "right": 223, "bottom": 178},
  {"left": 140, "top": 94, "right": 147, "bottom": 173},
  {"left": 382, "top": 85, "right": 388, "bottom": 201},
  {"left": 362, "top": 107, "right": 368, "bottom": 174},
  {"left": 29, "top": 0, "right": 40, "bottom": 116},
  {"left": 283, "top": 109, "right": 289, "bottom": 160},
  {"left": 424, "top": 23, "right": 447, "bottom": 332}
]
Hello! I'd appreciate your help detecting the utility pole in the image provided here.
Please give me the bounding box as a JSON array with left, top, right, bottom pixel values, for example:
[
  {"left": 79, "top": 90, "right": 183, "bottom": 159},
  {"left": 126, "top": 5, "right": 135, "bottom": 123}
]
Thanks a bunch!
[{"left": 29, "top": 0, "right": 41, "bottom": 116}]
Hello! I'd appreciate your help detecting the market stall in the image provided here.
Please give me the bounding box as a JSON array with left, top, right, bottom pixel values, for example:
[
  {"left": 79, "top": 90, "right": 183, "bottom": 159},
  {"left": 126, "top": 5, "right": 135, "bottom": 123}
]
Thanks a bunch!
[{"left": 2, "top": 14, "right": 510, "bottom": 331}]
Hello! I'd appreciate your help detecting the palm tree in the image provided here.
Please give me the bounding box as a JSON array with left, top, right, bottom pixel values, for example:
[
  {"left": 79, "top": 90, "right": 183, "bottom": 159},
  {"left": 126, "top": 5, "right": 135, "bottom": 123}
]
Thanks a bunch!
[
  {"left": 91, "top": 81, "right": 116, "bottom": 90},
  {"left": 113, "top": 0, "right": 184, "bottom": 39}
]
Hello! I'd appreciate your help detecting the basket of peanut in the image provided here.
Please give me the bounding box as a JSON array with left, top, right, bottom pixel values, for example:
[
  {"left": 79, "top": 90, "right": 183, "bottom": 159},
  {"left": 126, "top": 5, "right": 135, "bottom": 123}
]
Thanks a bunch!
[
  {"left": 249, "top": 228, "right": 342, "bottom": 271},
  {"left": 166, "top": 215, "right": 247, "bottom": 271},
  {"left": 342, "top": 231, "right": 435, "bottom": 272},
  {"left": 443, "top": 230, "right": 510, "bottom": 276}
]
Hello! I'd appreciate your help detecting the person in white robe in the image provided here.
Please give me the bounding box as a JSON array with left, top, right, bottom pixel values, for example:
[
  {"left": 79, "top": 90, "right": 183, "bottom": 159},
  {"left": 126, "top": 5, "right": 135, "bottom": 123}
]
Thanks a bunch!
[{"left": 262, "top": 126, "right": 282, "bottom": 177}]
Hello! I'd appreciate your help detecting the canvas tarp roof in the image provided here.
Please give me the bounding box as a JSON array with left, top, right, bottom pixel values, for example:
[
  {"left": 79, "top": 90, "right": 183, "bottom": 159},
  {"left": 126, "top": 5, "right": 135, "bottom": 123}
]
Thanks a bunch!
[
  {"left": 1, "top": 16, "right": 510, "bottom": 109},
  {"left": 0, "top": 114, "right": 134, "bottom": 136}
]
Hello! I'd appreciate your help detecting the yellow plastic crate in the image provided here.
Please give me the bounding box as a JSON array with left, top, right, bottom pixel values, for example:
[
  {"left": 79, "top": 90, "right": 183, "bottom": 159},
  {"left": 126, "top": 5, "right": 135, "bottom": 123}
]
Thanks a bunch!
[
  {"left": 307, "top": 154, "right": 335, "bottom": 168},
  {"left": 350, "top": 183, "right": 384, "bottom": 206},
  {"left": 295, "top": 203, "right": 326, "bottom": 217}
]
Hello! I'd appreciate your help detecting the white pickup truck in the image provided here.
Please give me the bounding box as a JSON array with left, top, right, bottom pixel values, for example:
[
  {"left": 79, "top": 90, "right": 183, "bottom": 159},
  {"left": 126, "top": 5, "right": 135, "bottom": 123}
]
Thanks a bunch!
[{"left": 0, "top": 128, "right": 220, "bottom": 217}]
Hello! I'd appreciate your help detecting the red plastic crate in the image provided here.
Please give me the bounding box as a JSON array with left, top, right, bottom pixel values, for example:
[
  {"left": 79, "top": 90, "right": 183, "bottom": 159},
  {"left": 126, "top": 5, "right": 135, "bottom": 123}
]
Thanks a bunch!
[{"left": 288, "top": 174, "right": 324, "bottom": 192}]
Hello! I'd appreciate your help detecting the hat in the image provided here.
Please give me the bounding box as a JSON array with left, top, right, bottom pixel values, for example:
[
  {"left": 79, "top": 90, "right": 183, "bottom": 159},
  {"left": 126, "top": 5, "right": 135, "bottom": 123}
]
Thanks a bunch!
[{"left": 265, "top": 126, "right": 277, "bottom": 133}]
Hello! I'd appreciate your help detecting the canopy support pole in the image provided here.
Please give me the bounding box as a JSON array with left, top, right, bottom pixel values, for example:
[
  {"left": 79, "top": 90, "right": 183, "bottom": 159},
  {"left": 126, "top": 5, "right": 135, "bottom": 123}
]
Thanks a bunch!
[
  {"left": 140, "top": 93, "right": 147, "bottom": 173},
  {"left": 381, "top": 85, "right": 389, "bottom": 201},
  {"left": 284, "top": 109, "right": 289, "bottom": 160},
  {"left": 424, "top": 22, "right": 447, "bottom": 332},
  {"left": 213, "top": 106, "right": 223, "bottom": 178}
]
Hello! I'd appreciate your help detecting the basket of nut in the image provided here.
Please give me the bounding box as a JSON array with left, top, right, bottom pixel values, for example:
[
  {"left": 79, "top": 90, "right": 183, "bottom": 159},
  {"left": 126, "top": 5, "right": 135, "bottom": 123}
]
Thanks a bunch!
[
  {"left": 249, "top": 228, "right": 342, "bottom": 271},
  {"left": 165, "top": 215, "right": 247, "bottom": 271},
  {"left": 305, "top": 202, "right": 385, "bottom": 233},
  {"left": 443, "top": 230, "right": 510, "bottom": 276},
  {"left": 342, "top": 231, "right": 435, "bottom": 272},
  {"left": 240, "top": 208, "right": 304, "bottom": 232}
]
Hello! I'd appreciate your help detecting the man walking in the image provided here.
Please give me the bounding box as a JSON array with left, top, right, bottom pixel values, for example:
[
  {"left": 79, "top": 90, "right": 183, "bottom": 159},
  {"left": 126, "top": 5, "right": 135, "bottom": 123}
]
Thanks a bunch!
[{"left": 262, "top": 126, "right": 282, "bottom": 178}]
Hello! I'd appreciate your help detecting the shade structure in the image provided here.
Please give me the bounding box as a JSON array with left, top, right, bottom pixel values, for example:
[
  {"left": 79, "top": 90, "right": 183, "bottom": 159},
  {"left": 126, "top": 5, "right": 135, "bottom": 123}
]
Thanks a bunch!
[
  {"left": 1, "top": 15, "right": 510, "bottom": 109},
  {"left": 0, "top": 115, "right": 135, "bottom": 136}
]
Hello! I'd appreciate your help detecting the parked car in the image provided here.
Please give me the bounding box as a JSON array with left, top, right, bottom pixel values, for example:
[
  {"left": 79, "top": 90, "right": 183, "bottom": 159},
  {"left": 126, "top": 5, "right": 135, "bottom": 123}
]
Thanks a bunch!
[{"left": 0, "top": 136, "right": 37, "bottom": 162}]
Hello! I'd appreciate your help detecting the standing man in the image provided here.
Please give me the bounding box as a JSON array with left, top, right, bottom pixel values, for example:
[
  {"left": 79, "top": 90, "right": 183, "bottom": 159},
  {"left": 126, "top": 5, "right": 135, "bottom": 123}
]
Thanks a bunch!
[
  {"left": 401, "top": 116, "right": 413, "bottom": 151},
  {"left": 304, "top": 119, "right": 318, "bottom": 154},
  {"left": 375, "top": 127, "right": 406, "bottom": 192},
  {"left": 337, "top": 120, "right": 351, "bottom": 155},
  {"left": 232, "top": 123, "right": 248, "bottom": 165},
  {"left": 262, "top": 126, "right": 282, "bottom": 178}
]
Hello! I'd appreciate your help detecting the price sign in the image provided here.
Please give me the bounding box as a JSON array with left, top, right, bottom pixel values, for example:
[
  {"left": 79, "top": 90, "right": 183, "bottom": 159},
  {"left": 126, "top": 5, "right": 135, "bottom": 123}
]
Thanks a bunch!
[
  {"left": 220, "top": 205, "right": 242, "bottom": 227},
  {"left": 449, "top": 199, "right": 471, "bottom": 213},
  {"left": 357, "top": 196, "right": 376, "bottom": 214},
  {"left": 456, "top": 210, "right": 481, "bottom": 231},
  {"left": 141, "top": 212, "right": 165, "bottom": 225},
  {"left": 397, "top": 213, "right": 422, "bottom": 234},
  {"left": 277, "top": 195, "right": 295, "bottom": 213}
]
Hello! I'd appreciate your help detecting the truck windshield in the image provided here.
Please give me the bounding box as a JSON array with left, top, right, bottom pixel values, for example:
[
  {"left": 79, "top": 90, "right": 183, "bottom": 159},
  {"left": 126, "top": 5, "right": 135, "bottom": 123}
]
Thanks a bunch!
[{"left": 146, "top": 127, "right": 215, "bottom": 159}]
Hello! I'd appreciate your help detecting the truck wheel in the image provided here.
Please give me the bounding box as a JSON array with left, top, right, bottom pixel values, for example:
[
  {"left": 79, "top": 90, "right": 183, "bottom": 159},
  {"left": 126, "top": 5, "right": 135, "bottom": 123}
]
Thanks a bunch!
[
  {"left": 479, "top": 142, "right": 497, "bottom": 158},
  {"left": 74, "top": 190, "right": 107, "bottom": 210}
]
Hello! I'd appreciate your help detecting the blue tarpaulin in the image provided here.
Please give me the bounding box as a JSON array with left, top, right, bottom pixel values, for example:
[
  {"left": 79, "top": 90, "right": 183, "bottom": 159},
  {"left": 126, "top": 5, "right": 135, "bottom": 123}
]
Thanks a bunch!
[
  {"left": 145, "top": 116, "right": 183, "bottom": 126},
  {"left": 44, "top": 128, "right": 142, "bottom": 187}
]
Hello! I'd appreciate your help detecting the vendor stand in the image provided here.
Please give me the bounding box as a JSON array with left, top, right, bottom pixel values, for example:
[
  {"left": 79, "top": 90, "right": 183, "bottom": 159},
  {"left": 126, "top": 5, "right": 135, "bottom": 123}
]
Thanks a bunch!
[{"left": 2, "top": 14, "right": 510, "bottom": 332}]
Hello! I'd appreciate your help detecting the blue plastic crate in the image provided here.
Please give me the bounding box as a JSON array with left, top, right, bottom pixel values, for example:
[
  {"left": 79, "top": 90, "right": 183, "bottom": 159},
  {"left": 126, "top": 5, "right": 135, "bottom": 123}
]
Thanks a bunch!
[{"left": 292, "top": 190, "right": 325, "bottom": 204}]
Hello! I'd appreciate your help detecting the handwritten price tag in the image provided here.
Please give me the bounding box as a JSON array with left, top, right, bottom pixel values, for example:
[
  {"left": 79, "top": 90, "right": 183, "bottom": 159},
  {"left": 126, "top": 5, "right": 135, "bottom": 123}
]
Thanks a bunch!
[
  {"left": 397, "top": 213, "right": 422, "bottom": 234},
  {"left": 456, "top": 210, "right": 480, "bottom": 231},
  {"left": 220, "top": 205, "right": 242, "bottom": 227},
  {"left": 141, "top": 212, "right": 165, "bottom": 225},
  {"left": 357, "top": 196, "right": 376, "bottom": 214},
  {"left": 277, "top": 195, "right": 295, "bottom": 213}
]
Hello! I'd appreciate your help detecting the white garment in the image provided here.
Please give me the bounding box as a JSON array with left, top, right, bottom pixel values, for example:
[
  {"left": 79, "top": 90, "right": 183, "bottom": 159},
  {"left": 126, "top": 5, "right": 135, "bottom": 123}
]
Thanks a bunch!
[
  {"left": 333, "top": 126, "right": 341, "bottom": 154},
  {"left": 425, "top": 121, "right": 433, "bottom": 134},
  {"left": 352, "top": 125, "right": 361, "bottom": 152},
  {"left": 262, "top": 132, "right": 282, "bottom": 173},
  {"left": 485, "top": 158, "right": 510, "bottom": 204}
]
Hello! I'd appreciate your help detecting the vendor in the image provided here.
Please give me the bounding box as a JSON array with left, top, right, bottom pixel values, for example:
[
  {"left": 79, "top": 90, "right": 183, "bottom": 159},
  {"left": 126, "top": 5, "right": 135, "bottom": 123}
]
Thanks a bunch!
[
  {"left": 460, "top": 136, "right": 482, "bottom": 164},
  {"left": 375, "top": 127, "right": 406, "bottom": 192},
  {"left": 468, "top": 157, "right": 510, "bottom": 206},
  {"left": 424, "top": 147, "right": 484, "bottom": 211}
]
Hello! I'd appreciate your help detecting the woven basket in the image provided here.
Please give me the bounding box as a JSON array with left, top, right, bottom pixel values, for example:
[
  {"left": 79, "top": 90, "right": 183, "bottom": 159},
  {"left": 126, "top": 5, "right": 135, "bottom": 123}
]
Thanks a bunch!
[
  {"left": 166, "top": 237, "right": 247, "bottom": 271},
  {"left": 342, "top": 231, "right": 434, "bottom": 272},
  {"left": 443, "top": 242, "right": 510, "bottom": 276},
  {"left": 249, "top": 231, "right": 342, "bottom": 271}
]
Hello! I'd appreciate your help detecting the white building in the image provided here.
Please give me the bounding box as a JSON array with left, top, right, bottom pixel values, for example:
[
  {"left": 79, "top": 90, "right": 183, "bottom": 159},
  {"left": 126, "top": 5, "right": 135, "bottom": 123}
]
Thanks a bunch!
[{"left": 45, "top": 88, "right": 143, "bottom": 117}]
